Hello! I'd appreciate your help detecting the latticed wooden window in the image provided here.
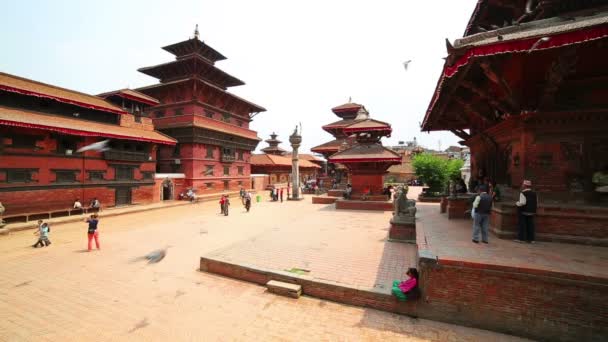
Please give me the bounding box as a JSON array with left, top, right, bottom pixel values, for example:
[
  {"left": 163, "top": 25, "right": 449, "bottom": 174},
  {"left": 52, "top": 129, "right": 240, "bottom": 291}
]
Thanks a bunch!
[
  {"left": 222, "top": 113, "right": 230, "bottom": 123},
  {"left": 206, "top": 146, "right": 214, "bottom": 159},
  {"left": 237, "top": 166, "right": 244, "bottom": 175},
  {"left": 238, "top": 151, "right": 244, "bottom": 161},
  {"left": 115, "top": 167, "right": 134, "bottom": 180},
  {"left": 89, "top": 171, "right": 105, "bottom": 181},
  {"left": 54, "top": 170, "right": 78, "bottom": 183},
  {"left": 205, "top": 110, "right": 214, "bottom": 118},
  {"left": 5, "top": 169, "right": 34, "bottom": 183},
  {"left": 223, "top": 166, "right": 230, "bottom": 176},
  {"left": 204, "top": 165, "right": 214, "bottom": 176}
]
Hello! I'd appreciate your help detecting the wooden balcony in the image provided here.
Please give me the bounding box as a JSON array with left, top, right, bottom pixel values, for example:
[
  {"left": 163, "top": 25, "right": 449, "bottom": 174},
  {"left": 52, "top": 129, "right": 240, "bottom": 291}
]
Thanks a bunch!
[
  {"left": 221, "top": 154, "right": 236, "bottom": 163},
  {"left": 104, "top": 150, "right": 150, "bottom": 162}
]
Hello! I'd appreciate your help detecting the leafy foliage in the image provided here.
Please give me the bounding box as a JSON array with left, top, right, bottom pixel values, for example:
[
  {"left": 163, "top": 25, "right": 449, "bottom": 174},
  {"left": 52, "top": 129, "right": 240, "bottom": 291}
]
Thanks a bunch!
[{"left": 412, "top": 153, "right": 463, "bottom": 193}]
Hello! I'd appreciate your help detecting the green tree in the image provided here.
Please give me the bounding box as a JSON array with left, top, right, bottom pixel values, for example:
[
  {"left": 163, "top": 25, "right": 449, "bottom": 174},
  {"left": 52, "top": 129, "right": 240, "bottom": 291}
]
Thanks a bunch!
[
  {"left": 412, "top": 153, "right": 447, "bottom": 193},
  {"left": 412, "top": 154, "right": 465, "bottom": 194},
  {"left": 446, "top": 158, "right": 464, "bottom": 181}
]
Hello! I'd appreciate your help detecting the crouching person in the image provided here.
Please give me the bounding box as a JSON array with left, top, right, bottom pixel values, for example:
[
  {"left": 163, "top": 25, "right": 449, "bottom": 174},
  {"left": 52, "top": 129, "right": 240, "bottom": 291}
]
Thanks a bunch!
[{"left": 392, "top": 268, "right": 419, "bottom": 302}]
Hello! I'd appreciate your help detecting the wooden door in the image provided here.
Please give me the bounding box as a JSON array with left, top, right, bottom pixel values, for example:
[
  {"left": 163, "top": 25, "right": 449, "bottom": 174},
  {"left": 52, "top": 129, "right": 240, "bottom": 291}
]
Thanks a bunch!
[{"left": 115, "top": 187, "right": 132, "bottom": 206}]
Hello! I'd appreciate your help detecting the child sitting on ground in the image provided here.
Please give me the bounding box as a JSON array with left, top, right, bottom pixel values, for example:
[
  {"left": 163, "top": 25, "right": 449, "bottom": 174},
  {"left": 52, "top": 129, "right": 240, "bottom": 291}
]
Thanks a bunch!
[
  {"left": 32, "top": 220, "right": 51, "bottom": 248},
  {"left": 392, "top": 267, "right": 419, "bottom": 302}
]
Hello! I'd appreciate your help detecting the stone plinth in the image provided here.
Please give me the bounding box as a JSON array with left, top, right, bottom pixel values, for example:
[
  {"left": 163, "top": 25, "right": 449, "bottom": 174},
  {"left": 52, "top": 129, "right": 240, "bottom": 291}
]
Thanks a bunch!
[
  {"left": 311, "top": 196, "right": 337, "bottom": 204},
  {"left": 447, "top": 196, "right": 472, "bottom": 219},
  {"left": 335, "top": 199, "right": 392, "bottom": 211},
  {"left": 327, "top": 189, "right": 345, "bottom": 197},
  {"left": 440, "top": 196, "right": 448, "bottom": 213},
  {"left": 389, "top": 217, "right": 416, "bottom": 243},
  {"left": 491, "top": 203, "right": 608, "bottom": 246}
]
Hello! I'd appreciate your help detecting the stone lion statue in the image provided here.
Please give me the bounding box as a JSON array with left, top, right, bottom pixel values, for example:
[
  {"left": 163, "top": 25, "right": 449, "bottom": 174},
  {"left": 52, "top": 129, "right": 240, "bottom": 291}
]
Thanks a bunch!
[{"left": 393, "top": 186, "right": 417, "bottom": 218}]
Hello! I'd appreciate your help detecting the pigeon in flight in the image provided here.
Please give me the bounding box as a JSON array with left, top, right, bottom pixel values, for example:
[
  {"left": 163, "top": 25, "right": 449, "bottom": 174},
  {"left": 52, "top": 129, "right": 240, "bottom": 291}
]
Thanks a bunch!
[
  {"left": 528, "top": 37, "right": 550, "bottom": 53},
  {"left": 76, "top": 139, "right": 110, "bottom": 153},
  {"left": 403, "top": 60, "right": 412, "bottom": 71},
  {"left": 130, "top": 246, "right": 169, "bottom": 264}
]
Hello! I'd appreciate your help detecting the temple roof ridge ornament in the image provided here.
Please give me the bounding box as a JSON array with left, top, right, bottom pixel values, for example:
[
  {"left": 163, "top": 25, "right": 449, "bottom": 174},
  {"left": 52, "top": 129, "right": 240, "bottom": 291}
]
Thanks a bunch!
[{"left": 194, "top": 24, "right": 200, "bottom": 40}]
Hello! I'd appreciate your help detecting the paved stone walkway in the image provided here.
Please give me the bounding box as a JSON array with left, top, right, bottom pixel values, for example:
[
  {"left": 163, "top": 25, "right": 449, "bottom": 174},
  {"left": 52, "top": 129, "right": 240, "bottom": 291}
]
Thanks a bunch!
[
  {"left": 0, "top": 194, "right": 527, "bottom": 341},
  {"left": 417, "top": 202, "right": 608, "bottom": 280}
]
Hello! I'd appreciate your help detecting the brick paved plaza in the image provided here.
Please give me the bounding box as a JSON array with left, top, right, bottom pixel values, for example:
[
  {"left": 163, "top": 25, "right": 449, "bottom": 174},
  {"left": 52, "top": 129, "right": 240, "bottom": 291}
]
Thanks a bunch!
[{"left": 0, "top": 193, "right": 528, "bottom": 341}]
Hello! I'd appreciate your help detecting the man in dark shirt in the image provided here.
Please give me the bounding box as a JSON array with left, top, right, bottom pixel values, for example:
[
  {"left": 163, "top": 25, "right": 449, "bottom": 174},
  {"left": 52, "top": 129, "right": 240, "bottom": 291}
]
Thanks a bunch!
[
  {"left": 515, "top": 180, "right": 537, "bottom": 243},
  {"left": 472, "top": 185, "right": 493, "bottom": 244}
]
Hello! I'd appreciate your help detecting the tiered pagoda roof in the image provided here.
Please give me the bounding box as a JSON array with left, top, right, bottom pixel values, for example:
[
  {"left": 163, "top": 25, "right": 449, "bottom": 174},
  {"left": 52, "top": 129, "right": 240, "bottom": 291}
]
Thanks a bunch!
[
  {"left": 328, "top": 144, "right": 401, "bottom": 164},
  {"left": 260, "top": 132, "right": 287, "bottom": 155},
  {"left": 97, "top": 88, "right": 160, "bottom": 106}
]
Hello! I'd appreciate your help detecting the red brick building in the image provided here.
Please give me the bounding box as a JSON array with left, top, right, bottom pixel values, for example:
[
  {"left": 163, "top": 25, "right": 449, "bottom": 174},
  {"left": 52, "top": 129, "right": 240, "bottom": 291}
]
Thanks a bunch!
[
  {"left": 136, "top": 31, "right": 266, "bottom": 195},
  {"left": 0, "top": 72, "right": 175, "bottom": 217},
  {"left": 421, "top": 1, "right": 608, "bottom": 245}
]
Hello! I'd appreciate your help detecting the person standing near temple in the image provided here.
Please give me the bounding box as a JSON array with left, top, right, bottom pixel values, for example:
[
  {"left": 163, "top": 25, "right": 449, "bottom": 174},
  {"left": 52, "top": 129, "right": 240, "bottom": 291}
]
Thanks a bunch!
[
  {"left": 471, "top": 184, "right": 492, "bottom": 244},
  {"left": 280, "top": 188, "right": 284, "bottom": 202},
  {"left": 515, "top": 180, "right": 537, "bottom": 244},
  {"left": 32, "top": 220, "right": 51, "bottom": 248},
  {"left": 85, "top": 214, "right": 100, "bottom": 251}
]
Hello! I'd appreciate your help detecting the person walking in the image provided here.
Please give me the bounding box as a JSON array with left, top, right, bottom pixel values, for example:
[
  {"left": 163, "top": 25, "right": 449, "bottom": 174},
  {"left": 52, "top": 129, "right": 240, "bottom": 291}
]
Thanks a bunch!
[
  {"left": 32, "top": 220, "right": 51, "bottom": 248},
  {"left": 472, "top": 184, "right": 492, "bottom": 244},
  {"left": 223, "top": 196, "right": 230, "bottom": 216},
  {"left": 515, "top": 180, "right": 537, "bottom": 243},
  {"left": 85, "top": 214, "right": 100, "bottom": 251},
  {"left": 244, "top": 192, "right": 252, "bottom": 212},
  {"left": 219, "top": 195, "right": 226, "bottom": 214},
  {"left": 280, "top": 188, "right": 284, "bottom": 202}
]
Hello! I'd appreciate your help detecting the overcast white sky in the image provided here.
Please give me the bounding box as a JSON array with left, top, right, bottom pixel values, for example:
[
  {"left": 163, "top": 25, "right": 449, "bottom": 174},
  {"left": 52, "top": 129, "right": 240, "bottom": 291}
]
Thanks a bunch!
[{"left": 1, "top": 0, "right": 478, "bottom": 154}]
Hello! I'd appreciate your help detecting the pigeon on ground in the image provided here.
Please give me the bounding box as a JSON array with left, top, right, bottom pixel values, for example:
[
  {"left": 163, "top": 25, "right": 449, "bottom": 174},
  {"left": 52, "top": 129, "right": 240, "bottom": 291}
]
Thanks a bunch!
[{"left": 76, "top": 139, "right": 110, "bottom": 153}]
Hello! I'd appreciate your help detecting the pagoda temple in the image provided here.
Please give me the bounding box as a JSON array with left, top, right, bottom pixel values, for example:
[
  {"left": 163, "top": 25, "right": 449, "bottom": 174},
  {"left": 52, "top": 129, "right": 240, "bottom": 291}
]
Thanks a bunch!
[
  {"left": 421, "top": 1, "right": 608, "bottom": 245},
  {"left": 311, "top": 102, "right": 366, "bottom": 187},
  {"left": 311, "top": 102, "right": 401, "bottom": 210},
  {"left": 260, "top": 132, "right": 286, "bottom": 155},
  {"left": 136, "top": 28, "right": 266, "bottom": 194}
]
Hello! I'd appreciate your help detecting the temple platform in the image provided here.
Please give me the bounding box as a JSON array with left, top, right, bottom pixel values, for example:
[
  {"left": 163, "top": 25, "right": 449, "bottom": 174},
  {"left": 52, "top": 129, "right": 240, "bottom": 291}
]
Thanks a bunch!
[
  {"left": 200, "top": 187, "right": 608, "bottom": 341},
  {"left": 334, "top": 199, "right": 393, "bottom": 211},
  {"left": 311, "top": 195, "right": 337, "bottom": 204},
  {"left": 491, "top": 202, "right": 608, "bottom": 247},
  {"left": 326, "top": 189, "right": 345, "bottom": 197}
]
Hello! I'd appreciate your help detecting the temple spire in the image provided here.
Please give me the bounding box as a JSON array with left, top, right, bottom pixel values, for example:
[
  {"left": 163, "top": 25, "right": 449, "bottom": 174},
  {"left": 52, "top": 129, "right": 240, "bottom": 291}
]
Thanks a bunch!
[{"left": 194, "top": 24, "right": 200, "bottom": 39}]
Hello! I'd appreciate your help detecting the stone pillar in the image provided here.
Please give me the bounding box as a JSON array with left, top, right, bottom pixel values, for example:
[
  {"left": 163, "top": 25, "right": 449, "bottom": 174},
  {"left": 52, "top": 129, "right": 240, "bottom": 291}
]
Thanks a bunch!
[{"left": 289, "top": 126, "right": 303, "bottom": 200}]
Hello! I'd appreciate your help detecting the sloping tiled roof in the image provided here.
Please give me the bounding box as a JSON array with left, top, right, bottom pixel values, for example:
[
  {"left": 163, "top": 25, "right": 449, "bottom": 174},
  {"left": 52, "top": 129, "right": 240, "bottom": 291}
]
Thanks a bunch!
[
  {"left": 0, "top": 72, "right": 126, "bottom": 115},
  {"left": 311, "top": 138, "right": 345, "bottom": 152},
  {"left": 331, "top": 102, "right": 363, "bottom": 113},
  {"left": 250, "top": 154, "right": 320, "bottom": 169},
  {"left": 154, "top": 115, "right": 260, "bottom": 141},
  {"left": 284, "top": 153, "right": 322, "bottom": 162},
  {"left": 328, "top": 144, "right": 401, "bottom": 163},
  {"left": 97, "top": 89, "right": 160, "bottom": 106},
  {"left": 0, "top": 106, "right": 175, "bottom": 145},
  {"left": 342, "top": 119, "right": 392, "bottom": 133}
]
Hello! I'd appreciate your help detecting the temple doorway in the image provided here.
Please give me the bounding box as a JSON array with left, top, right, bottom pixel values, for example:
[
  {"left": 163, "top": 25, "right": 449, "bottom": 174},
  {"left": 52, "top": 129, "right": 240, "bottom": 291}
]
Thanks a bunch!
[{"left": 162, "top": 179, "right": 173, "bottom": 201}]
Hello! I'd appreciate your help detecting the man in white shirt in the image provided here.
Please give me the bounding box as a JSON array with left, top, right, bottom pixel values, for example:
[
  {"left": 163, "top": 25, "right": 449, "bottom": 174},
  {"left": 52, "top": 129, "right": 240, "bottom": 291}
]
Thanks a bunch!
[{"left": 515, "top": 180, "right": 537, "bottom": 243}]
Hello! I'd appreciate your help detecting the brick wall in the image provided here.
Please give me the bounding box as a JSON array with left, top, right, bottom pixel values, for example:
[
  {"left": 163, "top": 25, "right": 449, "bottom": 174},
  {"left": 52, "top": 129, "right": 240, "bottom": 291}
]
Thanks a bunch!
[
  {"left": 418, "top": 258, "right": 608, "bottom": 342},
  {"left": 350, "top": 174, "right": 384, "bottom": 195}
]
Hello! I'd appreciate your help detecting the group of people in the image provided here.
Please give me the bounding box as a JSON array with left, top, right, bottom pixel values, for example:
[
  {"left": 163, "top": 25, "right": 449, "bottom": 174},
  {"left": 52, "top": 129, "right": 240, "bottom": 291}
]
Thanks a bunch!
[
  {"left": 32, "top": 213, "right": 100, "bottom": 251},
  {"left": 269, "top": 187, "right": 286, "bottom": 202},
  {"left": 471, "top": 179, "right": 537, "bottom": 244},
  {"left": 73, "top": 198, "right": 101, "bottom": 212}
]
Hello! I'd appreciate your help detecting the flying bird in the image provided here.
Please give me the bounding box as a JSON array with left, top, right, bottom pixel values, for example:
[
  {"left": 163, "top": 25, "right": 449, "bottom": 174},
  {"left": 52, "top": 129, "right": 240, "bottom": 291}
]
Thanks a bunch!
[
  {"left": 130, "top": 246, "right": 169, "bottom": 264},
  {"left": 403, "top": 60, "right": 412, "bottom": 71},
  {"left": 528, "top": 37, "right": 551, "bottom": 53},
  {"left": 76, "top": 139, "right": 110, "bottom": 153}
]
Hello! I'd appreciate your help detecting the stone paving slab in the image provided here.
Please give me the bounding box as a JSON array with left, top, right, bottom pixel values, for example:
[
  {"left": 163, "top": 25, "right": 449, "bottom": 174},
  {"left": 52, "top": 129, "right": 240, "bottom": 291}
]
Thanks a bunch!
[
  {"left": 416, "top": 200, "right": 608, "bottom": 282},
  {"left": 203, "top": 202, "right": 417, "bottom": 293}
]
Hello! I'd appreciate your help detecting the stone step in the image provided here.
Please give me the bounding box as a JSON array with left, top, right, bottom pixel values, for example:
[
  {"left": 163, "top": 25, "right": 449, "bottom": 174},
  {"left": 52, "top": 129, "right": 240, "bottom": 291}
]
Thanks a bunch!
[{"left": 266, "top": 280, "right": 302, "bottom": 299}]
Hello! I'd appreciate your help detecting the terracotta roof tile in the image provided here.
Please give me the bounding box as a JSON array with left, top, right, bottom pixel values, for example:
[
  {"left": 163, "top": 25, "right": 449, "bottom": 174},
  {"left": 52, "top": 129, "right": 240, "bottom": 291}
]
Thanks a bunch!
[
  {"left": 0, "top": 72, "right": 125, "bottom": 115},
  {"left": 311, "top": 138, "right": 345, "bottom": 152},
  {"left": 0, "top": 106, "right": 175, "bottom": 145},
  {"left": 153, "top": 115, "right": 260, "bottom": 141},
  {"left": 331, "top": 102, "right": 363, "bottom": 113},
  {"left": 250, "top": 154, "right": 320, "bottom": 169},
  {"left": 97, "top": 89, "right": 160, "bottom": 106},
  {"left": 284, "top": 153, "right": 322, "bottom": 162},
  {"left": 329, "top": 144, "right": 401, "bottom": 163}
]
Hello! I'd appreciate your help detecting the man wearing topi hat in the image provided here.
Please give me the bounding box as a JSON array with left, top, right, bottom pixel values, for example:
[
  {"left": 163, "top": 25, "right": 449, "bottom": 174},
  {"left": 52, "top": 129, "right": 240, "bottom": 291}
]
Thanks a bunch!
[{"left": 515, "top": 180, "right": 537, "bottom": 243}]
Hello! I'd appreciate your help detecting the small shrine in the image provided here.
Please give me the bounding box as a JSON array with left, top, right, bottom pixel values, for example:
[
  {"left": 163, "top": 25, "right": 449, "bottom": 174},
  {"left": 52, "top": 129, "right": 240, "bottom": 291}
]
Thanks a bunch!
[{"left": 327, "top": 104, "right": 401, "bottom": 210}]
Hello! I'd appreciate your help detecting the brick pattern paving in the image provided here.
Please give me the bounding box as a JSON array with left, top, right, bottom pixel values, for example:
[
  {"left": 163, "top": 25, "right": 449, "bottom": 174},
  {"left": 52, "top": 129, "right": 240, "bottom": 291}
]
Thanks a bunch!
[
  {"left": 417, "top": 201, "right": 608, "bottom": 280},
  {"left": 205, "top": 201, "right": 416, "bottom": 292},
  {"left": 0, "top": 194, "right": 527, "bottom": 341}
]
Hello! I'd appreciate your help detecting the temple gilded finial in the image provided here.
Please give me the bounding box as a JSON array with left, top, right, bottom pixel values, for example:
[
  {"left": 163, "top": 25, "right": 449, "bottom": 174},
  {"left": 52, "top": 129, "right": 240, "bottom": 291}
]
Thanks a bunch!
[{"left": 194, "top": 24, "right": 200, "bottom": 39}]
